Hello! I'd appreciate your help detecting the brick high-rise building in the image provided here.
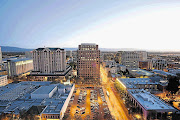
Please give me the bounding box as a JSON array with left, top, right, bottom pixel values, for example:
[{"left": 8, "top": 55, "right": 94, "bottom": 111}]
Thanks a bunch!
[{"left": 77, "top": 43, "right": 100, "bottom": 80}]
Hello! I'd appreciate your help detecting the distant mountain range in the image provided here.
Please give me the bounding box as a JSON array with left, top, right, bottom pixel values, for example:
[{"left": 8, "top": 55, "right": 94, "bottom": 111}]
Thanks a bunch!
[
  {"left": 0, "top": 46, "right": 141, "bottom": 52},
  {"left": 0, "top": 46, "right": 33, "bottom": 52},
  {"left": 2, "top": 46, "right": 178, "bottom": 53}
]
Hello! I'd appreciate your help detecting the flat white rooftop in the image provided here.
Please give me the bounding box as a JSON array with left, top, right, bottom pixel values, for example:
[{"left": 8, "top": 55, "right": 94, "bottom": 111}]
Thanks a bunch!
[
  {"left": 128, "top": 89, "right": 175, "bottom": 111},
  {"left": 129, "top": 68, "right": 154, "bottom": 76},
  {"left": 118, "top": 78, "right": 158, "bottom": 89},
  {"left": 32, "top": 85, "right": 56, "bottom": 94}
]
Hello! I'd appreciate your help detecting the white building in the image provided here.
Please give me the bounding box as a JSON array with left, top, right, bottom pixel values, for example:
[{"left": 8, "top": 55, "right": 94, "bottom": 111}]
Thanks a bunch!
[
  {"left": 116, "top": 78, "right": 158, "bottom": 90},
  {"left": 103, "top": 60, "right": 127, "bottom": 73},
  {"left": 128, "top": 68, "right": 154, "bottom": 77},
  {"left": 116, "top": 51, "right": 147, "bottom": 68},
  {"left": 7, "top": 58, "right": 33, "bottom": 76},
  {"left": 32, "top": 48, "right": 66, "bottom": 74},
  {"left": 31, "top": 85, "right": 57, "bottom": 99},
  {"left": 0, "top": 75, "right": 8, "bottom": 86},
  {"left": 128, "top": 89, "right": 176, "bottom": 120}
]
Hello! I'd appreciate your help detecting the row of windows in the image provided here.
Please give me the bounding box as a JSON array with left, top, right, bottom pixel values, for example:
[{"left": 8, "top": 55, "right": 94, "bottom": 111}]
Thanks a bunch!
[{"left": 43, "top": 115, "right": 60, "bottom": 119}]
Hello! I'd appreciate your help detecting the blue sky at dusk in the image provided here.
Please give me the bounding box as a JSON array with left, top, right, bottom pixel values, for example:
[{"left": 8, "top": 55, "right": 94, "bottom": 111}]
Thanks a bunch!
[{"left": 1, "top": 0, "right": 180, "bottom": 51}]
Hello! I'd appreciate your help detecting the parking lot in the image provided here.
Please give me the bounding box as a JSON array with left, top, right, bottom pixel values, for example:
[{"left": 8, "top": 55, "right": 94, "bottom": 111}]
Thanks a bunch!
[{"left": 64, "top": 86, "right": 113, "bottom": 120}]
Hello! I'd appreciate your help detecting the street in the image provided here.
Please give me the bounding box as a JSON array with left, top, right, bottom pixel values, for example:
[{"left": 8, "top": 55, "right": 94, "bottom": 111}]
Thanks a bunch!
[{"left": 100, "top": 65, "right": 131, "bottom": 120}]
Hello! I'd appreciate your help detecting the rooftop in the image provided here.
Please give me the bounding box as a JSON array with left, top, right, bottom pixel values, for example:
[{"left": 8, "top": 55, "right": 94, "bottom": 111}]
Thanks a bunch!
[
  {"left": 0, "top": 81, "right": 74, "bottom": 115},
  {"left": 32, "top": 85, "right": 56, "bottom": 94},
  {"left": 128, "top": 89, "right": 176, "bottom": 111},
  {"left": 35, "top": 47, "right": 64, "bottom": 51},
  {"left": 7, "top": 58, "right": 32, "bottom": 62},
  {"left": 117, "top": 78, "right": 159, "bottom": 89},
  {"left": 152, "top": 69, "right": 176, "bottom": 76},
  {"left": 0, "top": 75, "right": 7, "bottom": 77},
  {"left": 128, "top": 68, "right": 154, "bottom": 76}
]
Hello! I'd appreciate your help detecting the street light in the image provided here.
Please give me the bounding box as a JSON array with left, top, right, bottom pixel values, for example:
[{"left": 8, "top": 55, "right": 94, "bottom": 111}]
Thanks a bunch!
[{"left": 135, "top": 114, "right": 141, "bottom": 119}]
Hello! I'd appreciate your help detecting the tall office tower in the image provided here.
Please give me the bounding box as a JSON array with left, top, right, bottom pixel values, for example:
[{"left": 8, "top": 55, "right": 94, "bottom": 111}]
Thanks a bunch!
[
  {"left": 77, "top": 43, "right": 100, "bottom": 80},
  {"left": 0, "top": 47, "right": 2, "bottom": 64},
  {"left": 32, "top": 48, "right": 66, "bottom": 74},
  {"left": 115, "top": 51, "right": 147, "bottom": 68}
]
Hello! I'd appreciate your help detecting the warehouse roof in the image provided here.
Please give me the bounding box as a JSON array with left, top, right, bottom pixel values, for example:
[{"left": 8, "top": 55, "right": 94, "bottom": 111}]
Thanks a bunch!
[{"left": 32, "top": 85, "right": 56, "bottom": 94}]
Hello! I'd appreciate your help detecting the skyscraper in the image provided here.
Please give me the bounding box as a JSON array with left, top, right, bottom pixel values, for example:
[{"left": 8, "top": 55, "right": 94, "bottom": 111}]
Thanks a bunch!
[{"left": 77, "top": 43, "right": 100, "bottom": 80}]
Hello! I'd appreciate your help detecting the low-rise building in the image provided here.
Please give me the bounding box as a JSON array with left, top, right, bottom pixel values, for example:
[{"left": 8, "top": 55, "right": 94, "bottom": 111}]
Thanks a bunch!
[
  {"left": 152, "top": 69, "right": 176, "bottom": 77},
  {"left": 115, "top": 77, "right": 177, "bottom": 120},
  {"left": 139, "top": 60, "right": 152, "bottom": 70},
  {"left": 7, "top": 58, "right": 33, "bottom": 77},
  {"left": 167, "top": 62, "right": 180, "bottom": 69},
  {"left": 128, "top": 89, "right": 176, "bottom": 120},
  {"left": 128, "top": 68, "right": 154, "bottom": 77},
  {"left": 0, "top": 75, "right": 8, "bottom": 86},
  {"left": 31, "top": 85, "right": 58, "bottom": 99},
  {"left": 0, "top": 81, "right": 75, "bottom": 119},
  {"left": 28, "top": 65, "right": 72, "bottom": 81},
  {"left": 0, "top": 70, "right": 8, "bottom": 75},
  {"left": 168, "top": 69, "right": 180, "bottom": 75},
  {"left": 116, "top": 78, "right": 159, "bottom": 93}
]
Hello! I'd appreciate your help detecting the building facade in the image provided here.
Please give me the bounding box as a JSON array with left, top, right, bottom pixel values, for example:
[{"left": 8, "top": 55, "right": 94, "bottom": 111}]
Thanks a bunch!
[
  {"left": 7, "top": 58, "right": 33, "bottom": 76},
  {"left": 32, "top": 48, "right": 66, "bottom": 74},
  {"left": 0, "top": 75, "right": 8, "bottom": 86},
  {"left": 115, "top": 78, "right": 177, "bottom": 120},
  {"left": 128, "top": 89, "right": 176, "bottom": 120},
  {"left": 139, "top": 60, "right": 152, "bottom": 70},
  {"left": 152, "top": 58, "right": 167, "bottom": 70},
  {"left": 116, "top": 51, "right": 147, "bottom": 68},
  {"left": 77, "top": 43, "right": 100, "bottom": 80}
]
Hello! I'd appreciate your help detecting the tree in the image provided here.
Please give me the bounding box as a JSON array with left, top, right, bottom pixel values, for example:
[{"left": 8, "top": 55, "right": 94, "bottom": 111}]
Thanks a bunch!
[
  {"left": 69, "top": 62, "right": 77, "bottom": 70},
  {"left": 107, "top": 71, "right": 112, "bottom": 78},
  {"left": 166, "top": 76, "right": 179, "bottom": 94}
]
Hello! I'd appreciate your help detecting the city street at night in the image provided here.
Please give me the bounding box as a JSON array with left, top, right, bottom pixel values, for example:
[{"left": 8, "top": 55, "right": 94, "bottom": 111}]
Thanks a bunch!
[{"left": 100, "top": 65, "right": 132, "bottom": 120}]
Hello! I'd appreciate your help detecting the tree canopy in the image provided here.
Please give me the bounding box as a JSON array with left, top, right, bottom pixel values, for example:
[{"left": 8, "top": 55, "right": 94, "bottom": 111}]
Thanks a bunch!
[{"left": 166, "top": 76, "right": 179, "bottom": 94}]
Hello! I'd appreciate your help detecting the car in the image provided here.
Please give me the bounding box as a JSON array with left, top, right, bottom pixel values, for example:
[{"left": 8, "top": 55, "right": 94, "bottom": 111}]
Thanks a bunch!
[{"left": 81, "top": 111, "right": 85, "bottom": 114}]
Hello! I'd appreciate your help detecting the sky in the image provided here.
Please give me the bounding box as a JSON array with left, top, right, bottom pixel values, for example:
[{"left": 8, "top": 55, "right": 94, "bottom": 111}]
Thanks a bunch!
[{"left": 0, "top": 0, "right": 180, "bottom": 51}]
